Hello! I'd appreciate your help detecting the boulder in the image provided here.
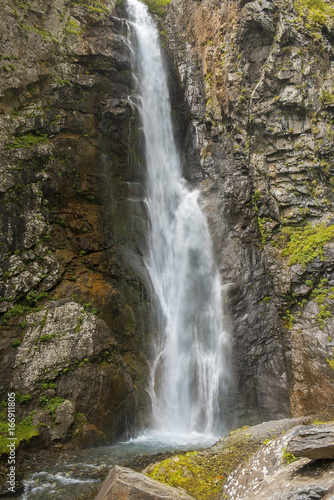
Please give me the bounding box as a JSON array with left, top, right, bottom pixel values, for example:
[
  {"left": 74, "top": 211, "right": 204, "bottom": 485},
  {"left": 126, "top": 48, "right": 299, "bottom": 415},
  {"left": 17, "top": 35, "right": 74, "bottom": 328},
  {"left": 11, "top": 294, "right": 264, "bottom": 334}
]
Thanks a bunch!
[
  {"left": 50, "top": 400, "right": 75, "bottom": 441},
  {"left": 94, "top": 465, "right": 196, "bottom": 500},
  {"left": 286, "top": 424, "right": 334, "bottom": 460}
]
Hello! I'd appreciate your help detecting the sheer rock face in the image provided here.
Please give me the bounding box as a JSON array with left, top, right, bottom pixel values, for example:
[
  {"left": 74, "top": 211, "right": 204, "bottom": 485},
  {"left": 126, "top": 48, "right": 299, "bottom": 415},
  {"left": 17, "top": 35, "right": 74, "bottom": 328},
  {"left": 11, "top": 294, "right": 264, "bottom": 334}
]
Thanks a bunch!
[
  {"left": 0, "top": 0, "right": 153, "bottom": 445},
  {"left": 163, "top": 0, "right": 334, "bottom": 424},
  {"left": 286, "top": 424, "right": 334, "bottom": 460}
]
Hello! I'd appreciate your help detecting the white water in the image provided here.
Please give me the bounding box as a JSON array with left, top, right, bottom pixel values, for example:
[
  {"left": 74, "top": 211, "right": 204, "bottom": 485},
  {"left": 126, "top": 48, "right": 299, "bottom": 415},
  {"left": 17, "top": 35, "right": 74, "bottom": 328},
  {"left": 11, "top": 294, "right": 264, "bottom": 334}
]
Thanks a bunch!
[{"left": 127, "top": 0, "right": 230, "bottom": 435}]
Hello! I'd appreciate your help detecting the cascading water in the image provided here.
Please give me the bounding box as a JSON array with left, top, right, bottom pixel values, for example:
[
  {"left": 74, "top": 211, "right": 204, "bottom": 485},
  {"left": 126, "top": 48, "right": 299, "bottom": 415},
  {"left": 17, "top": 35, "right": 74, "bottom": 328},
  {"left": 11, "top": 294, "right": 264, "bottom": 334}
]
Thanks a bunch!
[{"left": 127, "top": 0, "right": 230, "bottom": 436}]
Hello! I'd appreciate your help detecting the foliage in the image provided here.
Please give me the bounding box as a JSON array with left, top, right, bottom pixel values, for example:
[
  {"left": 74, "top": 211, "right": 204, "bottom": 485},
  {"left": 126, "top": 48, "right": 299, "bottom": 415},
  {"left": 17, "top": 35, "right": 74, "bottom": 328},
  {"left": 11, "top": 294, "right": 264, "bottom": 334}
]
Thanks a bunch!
[
  {"left": 46, "top": 398, "right": 66, "bottom": 420},
  {"left": 0, "top": 421, "right": 39, "bottom": 455},
  {"left": 26, "top": 290, "right": 48, "bottom": 306},
  {"left": 16, "top": 393, "right": 32, "bottom": 404},
  {"left": 2, "top": 304, "right": 32, "bottom": 324},
  {"left": 283, "top": 310, "right": 295, "bottom": 329},
  {"left": 294, "top": 0, "right": 334, "bottom": 28},
  {"left": 147, "top": 452, "right": 223, "bottom": 499},
  {"left": 282, "top": 448, "right": 298, "bottom": 465},
  {"left": 12, "top": 339, "right": 21, "bottom": 347},
  {"left": 6, "top": 132, "right": 49, "bottom": 150},
  {"left": 326, "top": 348, "right": 334, "bottom": 369},
  {"left": 140, "top": 0, "right": 172, "bottom": 16},
  {"left": 38, "top": 333, "right": 55, "bottom": 343},
  {"left": 280, "top": 223, "right": 334, "bottom": 267}
]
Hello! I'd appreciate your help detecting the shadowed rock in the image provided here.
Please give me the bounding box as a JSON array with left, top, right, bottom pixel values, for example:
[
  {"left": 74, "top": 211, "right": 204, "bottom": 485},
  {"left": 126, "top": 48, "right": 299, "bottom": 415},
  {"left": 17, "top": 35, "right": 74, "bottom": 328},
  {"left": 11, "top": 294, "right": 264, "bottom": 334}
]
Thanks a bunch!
[{"left": 94, "top": 465, "right": 196, "bottom": 500}]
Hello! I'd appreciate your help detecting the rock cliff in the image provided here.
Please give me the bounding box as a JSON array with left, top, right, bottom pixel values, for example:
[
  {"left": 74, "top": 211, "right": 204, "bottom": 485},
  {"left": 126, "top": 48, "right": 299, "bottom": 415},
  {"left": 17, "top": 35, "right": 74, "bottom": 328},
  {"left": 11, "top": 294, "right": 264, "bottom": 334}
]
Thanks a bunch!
[{"left": 0, "top": 0, "right": 153, "bottom": 447}]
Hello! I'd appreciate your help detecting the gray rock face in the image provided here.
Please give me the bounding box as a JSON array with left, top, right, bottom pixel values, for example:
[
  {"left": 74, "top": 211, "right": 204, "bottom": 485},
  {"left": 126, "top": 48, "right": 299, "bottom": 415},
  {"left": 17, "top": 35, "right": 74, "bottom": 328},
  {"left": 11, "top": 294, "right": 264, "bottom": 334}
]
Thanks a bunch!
[
  {"left": 94, "top": 465, "right": 196, "bottom": 500},
  {"left": 286, "top": 424, "right": 334, "bottom": 460}
]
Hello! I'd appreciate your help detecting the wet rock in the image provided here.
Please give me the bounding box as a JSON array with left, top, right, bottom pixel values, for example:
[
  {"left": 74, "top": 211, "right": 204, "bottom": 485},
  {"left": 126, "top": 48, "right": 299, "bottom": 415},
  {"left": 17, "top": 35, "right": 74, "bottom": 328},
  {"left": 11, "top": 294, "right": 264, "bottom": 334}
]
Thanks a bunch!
[
  {"left": 286, "top": 424, "right": 334, "bottom": 460},
  {"left": 94, "top": 465, "right": 196, "bottom": 500}
]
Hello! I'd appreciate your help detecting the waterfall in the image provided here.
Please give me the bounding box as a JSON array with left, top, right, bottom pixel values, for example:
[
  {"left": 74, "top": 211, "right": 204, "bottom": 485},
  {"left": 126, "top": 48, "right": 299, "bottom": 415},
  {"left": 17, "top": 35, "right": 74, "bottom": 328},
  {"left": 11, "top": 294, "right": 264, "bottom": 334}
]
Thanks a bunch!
[{"left": 127, "top": 0, "right": 229, "bottom": 435}]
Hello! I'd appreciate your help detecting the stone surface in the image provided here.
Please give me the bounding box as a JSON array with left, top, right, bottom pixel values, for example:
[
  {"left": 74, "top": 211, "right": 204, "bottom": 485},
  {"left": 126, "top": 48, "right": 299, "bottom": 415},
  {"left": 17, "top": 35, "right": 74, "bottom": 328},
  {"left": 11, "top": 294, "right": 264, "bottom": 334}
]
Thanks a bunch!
[
  {"left": 50, "top": 400, "right": 76, "bottom": 441},
  {"left": 94, "top": 465, "right": 196, "bottom": 500},
  {"left": 222, "top": 424, "right": 334, "bottom": 500},
  {"left": 286, "top": 424, "right": 334, "bottom": 460}
]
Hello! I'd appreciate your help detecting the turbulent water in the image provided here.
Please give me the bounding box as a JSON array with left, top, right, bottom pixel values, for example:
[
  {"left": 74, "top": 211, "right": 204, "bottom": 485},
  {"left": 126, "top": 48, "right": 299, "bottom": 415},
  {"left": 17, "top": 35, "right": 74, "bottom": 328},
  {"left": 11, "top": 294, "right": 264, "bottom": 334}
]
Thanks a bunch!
[{"left": 127, "top": 0, "right": 230, "bottom": 435}]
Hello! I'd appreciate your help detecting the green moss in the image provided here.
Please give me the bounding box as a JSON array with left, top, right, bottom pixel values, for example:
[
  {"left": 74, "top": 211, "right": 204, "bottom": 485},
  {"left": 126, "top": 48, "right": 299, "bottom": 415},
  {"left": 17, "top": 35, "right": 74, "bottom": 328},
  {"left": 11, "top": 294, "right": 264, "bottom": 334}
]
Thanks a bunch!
[
  {"left": 38, "top": 333, "right": 55, "bottom": 343},
  {"left": 46, "top": 398, "right": 66, "bottom": 420},
  {"left": 0, "top": 422, "right": 39, "bottom": 455},
  {"left": 146, "top": 430, "right": 257, "bottom": 499},
  {"left": 2, "top": 304, "right": 32, "bottom": 324},
  {"left": 283, "top": 310, "right": 295, "bottom": 329},
  {"left": 141, "top": 0, "right": 172, "bottom": 16},
  {"left": 6, "top": 132, "right": 49, "bottom": 149},
  {"left": 281, "top": 223, "right": 334, "bottom": 267},
  {"left": 326, "top": 348, "right": 334, "bottom": 369},
  {"left": 16, "top": 393, "right": 32, "bottom": 404},
  {"left": 282, "top": 448, "right": 298, "bottom": 465},
  {"left": 294, "top": 0, "right": 334, "bottom": 28}
]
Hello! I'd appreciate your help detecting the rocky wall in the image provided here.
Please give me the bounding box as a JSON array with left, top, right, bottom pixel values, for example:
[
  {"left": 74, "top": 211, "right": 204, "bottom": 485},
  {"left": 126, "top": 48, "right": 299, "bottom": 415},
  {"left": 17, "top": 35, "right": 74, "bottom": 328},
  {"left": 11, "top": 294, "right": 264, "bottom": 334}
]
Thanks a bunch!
[{"left": 0, "top": 0, "right": 154, "bottom": 447}]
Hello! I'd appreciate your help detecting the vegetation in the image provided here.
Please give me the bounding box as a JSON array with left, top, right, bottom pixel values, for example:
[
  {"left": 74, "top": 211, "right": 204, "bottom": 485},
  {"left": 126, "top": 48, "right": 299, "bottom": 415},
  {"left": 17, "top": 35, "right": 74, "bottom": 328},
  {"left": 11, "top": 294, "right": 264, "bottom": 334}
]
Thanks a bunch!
[
  {"left": 146, "top": 427, "right": 258, "bottom": 499},
  {"left": 0, "top": 422, "right": 39, "bottom": 455},
  {"left": 282, "top": 448, "right": 298, "bottom": 465},
  {"left": 6, "top": 132, "right": 49, "bottom": 150},
  {"left": 141, "top": 0, "right": 172, "bottom": 16},
  {"left": 280, "top": 223, "right": 334, "bottom": 267},
  {"left": 294, "top": 0, "right": 334, "bottom": 28}
]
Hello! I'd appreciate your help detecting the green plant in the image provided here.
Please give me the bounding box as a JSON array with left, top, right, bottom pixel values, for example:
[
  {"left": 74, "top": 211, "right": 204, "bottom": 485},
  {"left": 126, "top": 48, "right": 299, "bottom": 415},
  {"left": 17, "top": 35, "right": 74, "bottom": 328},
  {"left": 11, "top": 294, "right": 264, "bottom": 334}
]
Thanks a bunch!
[
  {"left": 39, "top": 333, "right": 55, "bottom": 343},
  {"left": 40, "top": 382, "right": 57, "bottom": 390},
  {"left": 2, "top": 304, "right": 32, "bottom": 324},
  {"left": 294, "top": 0, "right": 334, "bottom": 28},
  {"left": 26, "top": 290, "right": 48, "bottom": 305},
  {"left": 141, "top": 0, "right": 172, "bottom": 16},
  {"left": 0, "top": 421, "right": 38, "bottom": 455},
  {"left": 283, "top": 310, "right": 295, "bottom": 329},
  {"left": 39, "top": 396, "right": 48, "bottom": 407},
  {"left": 46, "top": 398, "right": 65, "bottom": 420},
  {"left": 12, "top": 339, "right": 21, "bottom": 347},
  {"left": 16, "top": 393, "right": 32, "bottom": 404},
  {"left": 282, "top": 448, "right": 298, "bottom": 464},
  {"left": 281, "top": 223, "right": 334, "bottom": 267}
]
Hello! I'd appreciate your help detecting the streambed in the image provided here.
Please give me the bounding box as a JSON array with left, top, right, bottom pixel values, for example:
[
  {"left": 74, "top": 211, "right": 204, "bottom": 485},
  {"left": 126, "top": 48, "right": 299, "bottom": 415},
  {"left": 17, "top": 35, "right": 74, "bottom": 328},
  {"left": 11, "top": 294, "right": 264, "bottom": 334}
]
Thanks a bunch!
[{"left": 20, "top": 431, "right": 218, "bottom": 499}]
